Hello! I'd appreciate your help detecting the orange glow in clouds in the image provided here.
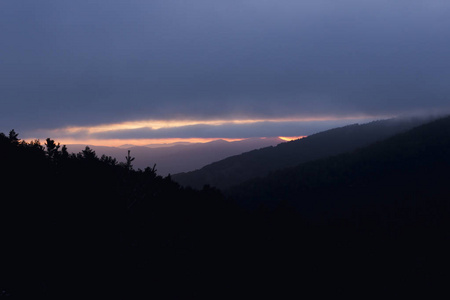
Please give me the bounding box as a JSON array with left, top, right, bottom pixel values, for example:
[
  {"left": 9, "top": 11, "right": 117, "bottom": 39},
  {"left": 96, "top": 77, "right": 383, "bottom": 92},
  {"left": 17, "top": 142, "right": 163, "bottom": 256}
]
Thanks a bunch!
[
  {"left": 37, "top": 115, "right": 382, "bottom": 146},
  {"left": 62, "top": 115, "right": 376, "bottom": 134},
  {"left": 279, "top": 136, "right": 307, "bottom": 141}
]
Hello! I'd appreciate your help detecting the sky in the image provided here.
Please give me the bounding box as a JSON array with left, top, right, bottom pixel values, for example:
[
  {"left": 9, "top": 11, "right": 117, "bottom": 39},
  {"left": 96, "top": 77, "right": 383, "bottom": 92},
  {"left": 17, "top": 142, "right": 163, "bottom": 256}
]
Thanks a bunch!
[{"left": 1, "top": 0, "right": 449, "bottom": 146}]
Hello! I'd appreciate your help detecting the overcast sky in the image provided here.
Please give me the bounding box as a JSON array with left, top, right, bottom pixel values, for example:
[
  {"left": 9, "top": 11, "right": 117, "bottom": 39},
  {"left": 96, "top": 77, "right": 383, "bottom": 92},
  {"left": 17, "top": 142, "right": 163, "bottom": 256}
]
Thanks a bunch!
[{"left": 1, "top": 1, "right": 449, "bottom": 144}]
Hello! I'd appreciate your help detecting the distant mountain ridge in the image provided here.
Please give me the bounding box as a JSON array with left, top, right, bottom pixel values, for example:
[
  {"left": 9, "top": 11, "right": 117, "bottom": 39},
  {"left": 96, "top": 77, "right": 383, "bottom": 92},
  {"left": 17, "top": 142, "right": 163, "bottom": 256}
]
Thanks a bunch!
[
  {"left": 172, "top": 116, "right": 437, "bottom": 189},
  {"left": 66, "top": 137, "right": 282, "bottom": 176},
  {"left": 118, "top": 141, "right": 193, "bottom": 149},
  {"left": 228, "top": 115, "right": 450, "bottom": 217}
]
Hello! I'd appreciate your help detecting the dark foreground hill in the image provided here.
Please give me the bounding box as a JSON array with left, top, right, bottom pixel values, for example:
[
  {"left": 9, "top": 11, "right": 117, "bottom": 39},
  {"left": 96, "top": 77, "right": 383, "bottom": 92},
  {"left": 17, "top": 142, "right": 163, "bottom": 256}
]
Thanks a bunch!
[
  {"left": 2, "top": 121, "right": 450, "bottom": 298},
  {"left": 173, "top": 116, "right": 434, "bottom": 189},
  {"left": 225, "top": 115, "right": 450, "bottom": 295}
]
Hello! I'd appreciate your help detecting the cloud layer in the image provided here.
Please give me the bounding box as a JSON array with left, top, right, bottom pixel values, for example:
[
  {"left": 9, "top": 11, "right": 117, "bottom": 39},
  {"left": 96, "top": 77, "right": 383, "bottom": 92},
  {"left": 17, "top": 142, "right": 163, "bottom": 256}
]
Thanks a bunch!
[
  {"left": 26, "top": 117, "right": 379, "bottom": 146},
  {"left": 1, "top": 1, "right": 449, "bottom": 139}
]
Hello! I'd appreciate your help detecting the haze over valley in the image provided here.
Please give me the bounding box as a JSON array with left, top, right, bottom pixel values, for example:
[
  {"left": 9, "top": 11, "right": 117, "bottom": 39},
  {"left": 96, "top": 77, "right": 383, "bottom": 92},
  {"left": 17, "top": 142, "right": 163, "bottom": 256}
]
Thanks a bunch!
[{"left": 66, "top": 137, "right": 283, "bottom": 175}]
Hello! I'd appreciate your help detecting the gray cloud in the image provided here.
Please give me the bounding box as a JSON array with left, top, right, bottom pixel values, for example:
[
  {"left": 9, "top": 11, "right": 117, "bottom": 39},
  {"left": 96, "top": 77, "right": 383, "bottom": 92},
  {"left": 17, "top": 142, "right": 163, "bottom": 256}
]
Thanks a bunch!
[{"left": 1, "top": 1, "right": 450, "bottom": 136}]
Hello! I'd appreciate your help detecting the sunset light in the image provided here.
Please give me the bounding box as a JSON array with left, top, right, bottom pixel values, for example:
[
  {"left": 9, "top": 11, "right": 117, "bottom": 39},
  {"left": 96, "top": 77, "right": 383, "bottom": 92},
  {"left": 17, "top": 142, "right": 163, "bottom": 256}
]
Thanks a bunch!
[
  {"left": 279, "top": 136, "right": 307, "bottom": 141},
  {"left": 46, "top": 137, "right": 246, "bottom": 147},
  {"left": 31, "top": 115, "right": 380, "bottom": 147},
  {"left": 60, "top": 115, "right": 376, "bottom": 134}
]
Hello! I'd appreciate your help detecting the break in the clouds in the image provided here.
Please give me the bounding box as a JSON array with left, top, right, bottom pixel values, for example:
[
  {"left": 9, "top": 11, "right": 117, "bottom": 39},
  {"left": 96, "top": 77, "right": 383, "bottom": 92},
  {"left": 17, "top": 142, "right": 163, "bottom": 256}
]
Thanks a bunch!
[
  {"left": 45, "top": 118, "right": 375, "bottom": 141},
  {"left": 1, "top": 0, "right": 450, "bottom": 140}
]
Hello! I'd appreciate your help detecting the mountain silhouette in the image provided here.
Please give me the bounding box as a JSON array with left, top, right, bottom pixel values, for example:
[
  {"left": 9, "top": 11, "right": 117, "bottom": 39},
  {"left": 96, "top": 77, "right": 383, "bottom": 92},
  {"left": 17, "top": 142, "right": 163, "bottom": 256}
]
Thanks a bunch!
[
  {"left": 173, "top": 116, "right": 436, "bottom": 189},
  {"left": 67, "top": 137, "right": 282, "bottom": 176},
  {"left": 2, "top": 117, "right": 450, "bottom": 298},
  {"left": 228, "top": 115, "right": 450, "bottom": 215}
]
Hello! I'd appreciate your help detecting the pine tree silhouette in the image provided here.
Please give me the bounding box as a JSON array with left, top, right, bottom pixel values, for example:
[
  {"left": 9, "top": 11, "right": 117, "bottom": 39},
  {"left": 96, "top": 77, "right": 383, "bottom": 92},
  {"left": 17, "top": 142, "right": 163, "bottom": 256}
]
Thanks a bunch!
[{"left": 125, "top": 150, "right": 135, "bottom": 170}]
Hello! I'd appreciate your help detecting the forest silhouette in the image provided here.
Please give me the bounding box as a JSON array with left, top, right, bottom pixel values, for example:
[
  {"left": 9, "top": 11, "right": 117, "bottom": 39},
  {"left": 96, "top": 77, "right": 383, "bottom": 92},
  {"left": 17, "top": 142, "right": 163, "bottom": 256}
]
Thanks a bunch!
[
  {"left": 1, "top": 116, "right": 450, "bottom": 298},
  {"left": 173, "top": 116, "right": 435, "bottom": 189}
]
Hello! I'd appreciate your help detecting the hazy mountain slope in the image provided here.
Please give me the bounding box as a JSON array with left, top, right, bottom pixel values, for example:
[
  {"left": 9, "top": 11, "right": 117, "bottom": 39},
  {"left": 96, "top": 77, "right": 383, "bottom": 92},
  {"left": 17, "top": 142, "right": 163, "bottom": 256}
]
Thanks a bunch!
[
  {"left": 173, "top": 116, "right": 435, "bottom": 189},
  {"left": 229, "top": 115, "right": 450, "bottom": 216},
  {"left": 66, "top": 137, "right": 282, "bottom": 176}
]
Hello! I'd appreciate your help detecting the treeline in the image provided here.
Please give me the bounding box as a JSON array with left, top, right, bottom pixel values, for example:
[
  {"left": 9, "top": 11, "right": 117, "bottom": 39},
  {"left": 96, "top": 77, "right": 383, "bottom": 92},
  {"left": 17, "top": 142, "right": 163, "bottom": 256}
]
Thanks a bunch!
[
  {"left": 0, "top": 131, "right": 323, "bottom": 298},
  {"left": 0, "top": 131, "right": 235, "bottom": 298},
  {"left": 1, "top": 126, "right": 450, "bottom": 298}
]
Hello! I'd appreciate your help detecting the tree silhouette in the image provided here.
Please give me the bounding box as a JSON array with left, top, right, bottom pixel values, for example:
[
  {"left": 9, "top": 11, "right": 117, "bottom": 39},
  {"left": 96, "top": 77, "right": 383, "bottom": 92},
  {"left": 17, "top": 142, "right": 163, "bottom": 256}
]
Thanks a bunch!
[
  {"left": 45, "top": 138, "right": 60, "bottom": 160},
  {"left": 125, "top": 150, "right": 135, "bottom": 170},
  {"left": 79, "top": 146, "right": 97, "bottom": 160},
  {"left": 61, "top": 144, "right": 69, "bottom": 159},
  {"left": 8, "top": 129, "right": 19, "bottom": 144}
]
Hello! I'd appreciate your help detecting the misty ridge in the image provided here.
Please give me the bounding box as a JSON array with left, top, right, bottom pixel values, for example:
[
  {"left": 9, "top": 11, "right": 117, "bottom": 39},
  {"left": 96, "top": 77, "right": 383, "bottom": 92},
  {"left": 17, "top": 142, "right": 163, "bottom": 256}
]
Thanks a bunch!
[
  {"left": 172, "top": 114, "right": 437, "bottom": 189},
  {"left": 2, "top": 114, "right": 450, "bottom": 298},
  {"left": 65, "top": 137, "right": 283, "bottom": 176}
]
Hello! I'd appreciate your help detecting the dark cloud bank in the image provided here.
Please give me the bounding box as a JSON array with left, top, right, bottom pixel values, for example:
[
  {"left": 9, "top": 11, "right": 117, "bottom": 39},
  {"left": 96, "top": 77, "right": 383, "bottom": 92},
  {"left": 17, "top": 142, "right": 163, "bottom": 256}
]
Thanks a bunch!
[{"left": 1, "top": 0, "right": 450, "bottom": 137}]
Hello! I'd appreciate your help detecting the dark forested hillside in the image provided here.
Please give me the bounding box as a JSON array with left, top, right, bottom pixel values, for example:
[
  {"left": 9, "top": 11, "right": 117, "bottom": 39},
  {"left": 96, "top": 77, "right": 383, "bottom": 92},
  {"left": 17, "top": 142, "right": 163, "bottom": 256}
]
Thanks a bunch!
[
  {"left": 173, "top": 116, "right": 435, "bottom": 189},
  {"left": 224, "top": 116, "right": 450, "bottom": 296},
  {"left": 2, "top": 120, "right": 450, "bottom": 298},
  {"left": 0, "top": 132, "right": 242, "bottom": 298},
  {"left": 229, "top": 115, "right": 450, "bottom": 214}
]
